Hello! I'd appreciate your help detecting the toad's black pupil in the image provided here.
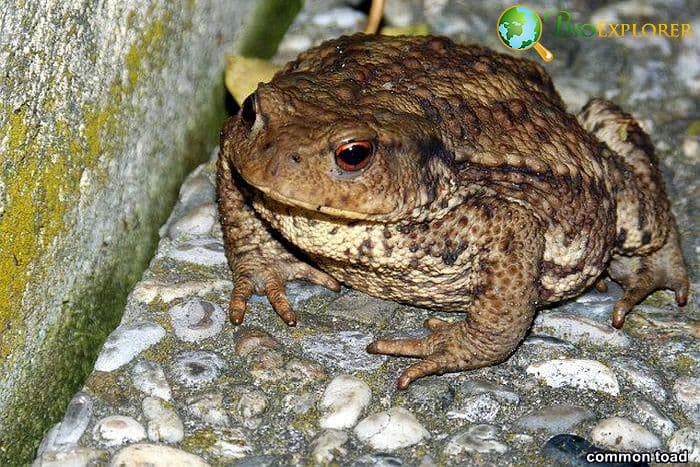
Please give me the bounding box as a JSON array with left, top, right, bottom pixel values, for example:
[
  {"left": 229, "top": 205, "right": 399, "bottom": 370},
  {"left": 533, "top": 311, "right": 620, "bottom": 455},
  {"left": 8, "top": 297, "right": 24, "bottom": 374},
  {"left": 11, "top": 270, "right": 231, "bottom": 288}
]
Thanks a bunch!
[
  {"left": 241, "top": 93, "right": 256, "bottom": 123},
  {"left": 338, "top": 145, "right": 369, "bottom": 167}
]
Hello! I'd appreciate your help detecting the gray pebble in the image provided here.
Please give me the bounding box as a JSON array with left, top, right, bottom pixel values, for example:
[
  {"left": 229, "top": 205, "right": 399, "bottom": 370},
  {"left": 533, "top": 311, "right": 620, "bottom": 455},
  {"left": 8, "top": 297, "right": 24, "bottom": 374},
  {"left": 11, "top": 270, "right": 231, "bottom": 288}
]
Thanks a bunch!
[
  {"left": 186, "top": 392, "right": 230, "bottom": 427},
  {"left": 300, "top": 331, "right": 386, "bottom": 372},
  {"left": 171, "top": 351, "right": 226, "bottom": 387},
  {"left": 458, "top": 378, "right": 520, "bottom": 404},
  {"left": 516, "top": 404, "right": 594, "bottom": 434},
  {"left": 444, "top": 424, "right": 508, "bottom": 455},
  {"left": 168, "top": 298, "right": 224, "bottom": 342},
  {"left": 447, "top": 393, "right": 500, "bottom": 423}
]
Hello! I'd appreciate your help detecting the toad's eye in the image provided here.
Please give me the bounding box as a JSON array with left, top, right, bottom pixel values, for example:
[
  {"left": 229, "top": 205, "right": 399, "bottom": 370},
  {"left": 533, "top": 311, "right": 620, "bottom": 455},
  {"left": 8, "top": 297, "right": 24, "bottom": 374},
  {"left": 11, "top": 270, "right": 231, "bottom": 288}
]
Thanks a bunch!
[
  {"left": 241, "top": 93, "right": 256, "bottom": 124},
  {"left": 334, "top": 141, "right": 374, "bottom": 172}
]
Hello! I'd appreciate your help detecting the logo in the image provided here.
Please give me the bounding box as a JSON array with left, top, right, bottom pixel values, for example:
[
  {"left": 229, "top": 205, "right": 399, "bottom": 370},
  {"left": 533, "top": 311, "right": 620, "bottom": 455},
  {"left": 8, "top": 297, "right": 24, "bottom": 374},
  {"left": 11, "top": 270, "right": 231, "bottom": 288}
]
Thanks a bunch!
[
  {"left": 497, "top": 5, "right": 693, "bottom": 62},
  {"left": 497, "top": 5, "right": 554, "bottom": 62}
]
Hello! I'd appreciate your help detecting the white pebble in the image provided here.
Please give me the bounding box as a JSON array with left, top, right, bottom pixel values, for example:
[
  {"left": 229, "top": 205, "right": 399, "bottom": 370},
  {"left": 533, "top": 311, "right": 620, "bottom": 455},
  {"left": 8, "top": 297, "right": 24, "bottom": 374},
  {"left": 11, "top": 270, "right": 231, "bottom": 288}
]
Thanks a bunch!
[
  {"left": 132, "top": 360, "right": 171, "bottom": 401},
  {"left": 312, "top": 429, "right": 348, "bottom": 464},
  {"left": 300, "top": 331, "right": 386, "bottom": 372},
  {"left": 210, "top": 428, "right": 253, "bottom": 460},
  {"left": 94, "top": 322, "right": 165, "bottom": 372},
  {"left": 319, "top": 375, "right": 371, "bottom": 429},
  {"left": 354, "top": 407, "right": 429, "bottom": 451},
  {"left": 165, "top": 238, "right": 227, "bottom": 266},
  {"left": 526, "top": 359, "right": 620, "bottom": 395},
  {"left": 92, "top": 416, "right": 146, "bottom": 447},
  {"left": 590, "top": 417, "right": 661, "bottom": 451},
  {"left": 33, "top": 447, "right": 105, "bottom": 467},
  {"left": 142, "top": 397, "right": 184, "bottom": 444},
  {"left": 132, "top": 278, "right": 230, "bottom": 305},
  {"left": 37, "top": 392, "right": 93, "bottom": 453},
  {"left": 108, "top": 443, "right": 209, "bottom": 466}
]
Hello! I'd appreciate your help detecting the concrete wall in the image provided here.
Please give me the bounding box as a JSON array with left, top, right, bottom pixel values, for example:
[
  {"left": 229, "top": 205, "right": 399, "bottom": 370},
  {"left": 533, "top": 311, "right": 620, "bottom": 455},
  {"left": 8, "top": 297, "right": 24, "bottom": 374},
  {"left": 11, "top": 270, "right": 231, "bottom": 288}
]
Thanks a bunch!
[{"left": 0, "top": 0, "right": 255, "bottom": 462}]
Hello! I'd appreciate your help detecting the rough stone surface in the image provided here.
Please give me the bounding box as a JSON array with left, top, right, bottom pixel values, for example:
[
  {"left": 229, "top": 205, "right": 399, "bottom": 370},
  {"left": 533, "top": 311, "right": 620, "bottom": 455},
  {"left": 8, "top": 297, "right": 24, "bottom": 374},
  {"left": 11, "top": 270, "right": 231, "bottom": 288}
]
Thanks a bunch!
[{"left": 36, "top": 1, "right": 698, "bottom": 465}]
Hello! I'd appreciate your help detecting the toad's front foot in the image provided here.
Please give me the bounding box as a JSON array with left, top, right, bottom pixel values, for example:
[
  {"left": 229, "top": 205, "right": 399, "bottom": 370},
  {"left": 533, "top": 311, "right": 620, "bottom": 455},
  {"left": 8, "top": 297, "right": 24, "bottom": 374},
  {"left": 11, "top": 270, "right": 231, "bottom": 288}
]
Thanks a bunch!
[
  {"left": 367, "top": 318, "right": 487, "bottom": 390},
  {"left": 229, "top": 249, "right": 340, "bottom": 326}
]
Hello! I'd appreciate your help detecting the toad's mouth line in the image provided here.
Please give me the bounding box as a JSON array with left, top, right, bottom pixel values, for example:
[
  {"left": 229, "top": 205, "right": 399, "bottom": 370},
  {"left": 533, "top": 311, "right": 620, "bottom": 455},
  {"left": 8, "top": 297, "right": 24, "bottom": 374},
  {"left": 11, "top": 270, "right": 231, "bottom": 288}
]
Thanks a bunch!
[{"left": 237, "top": 170, "right": 393, "bottom": 221}]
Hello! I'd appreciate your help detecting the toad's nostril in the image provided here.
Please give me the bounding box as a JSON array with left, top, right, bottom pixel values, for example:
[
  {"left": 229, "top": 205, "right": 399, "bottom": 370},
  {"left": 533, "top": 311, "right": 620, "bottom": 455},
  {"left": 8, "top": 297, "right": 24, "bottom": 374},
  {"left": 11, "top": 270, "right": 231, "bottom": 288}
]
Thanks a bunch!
[{"left": 268, "top": 158, "right": 282, "bottom": 178}]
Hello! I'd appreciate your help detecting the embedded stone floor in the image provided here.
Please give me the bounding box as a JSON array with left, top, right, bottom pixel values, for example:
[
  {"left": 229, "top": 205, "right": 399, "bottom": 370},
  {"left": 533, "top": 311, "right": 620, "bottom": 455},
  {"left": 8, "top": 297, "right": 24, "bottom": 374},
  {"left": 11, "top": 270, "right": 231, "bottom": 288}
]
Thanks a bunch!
[{"left": 33, "top": 0, "right": 698, "bottom": 465}]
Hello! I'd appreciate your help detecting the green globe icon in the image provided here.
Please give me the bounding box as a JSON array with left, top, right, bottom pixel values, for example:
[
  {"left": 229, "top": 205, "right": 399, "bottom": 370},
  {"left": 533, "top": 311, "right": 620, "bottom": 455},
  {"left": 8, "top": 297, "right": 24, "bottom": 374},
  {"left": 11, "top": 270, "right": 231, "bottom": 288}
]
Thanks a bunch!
[
  {"left": 497, "top": 5, "right": 553, "bottom": 61},
  {"left": 497, "top": 5, "right": 542, "bottom": 50}
]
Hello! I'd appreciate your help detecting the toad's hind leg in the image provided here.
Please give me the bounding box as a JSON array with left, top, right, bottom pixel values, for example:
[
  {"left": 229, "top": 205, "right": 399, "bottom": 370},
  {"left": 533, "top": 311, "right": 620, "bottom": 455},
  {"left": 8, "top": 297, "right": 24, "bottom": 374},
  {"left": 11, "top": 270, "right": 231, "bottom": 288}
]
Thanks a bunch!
[
  {"left": 578, "top": 99, "right": 689, "bottom": 328},
  {"left": 368, "top": 202, "right": 543, "bottom": 389},
  {"left": 608, "top": 224, "right": 689, "bottom": 328}
]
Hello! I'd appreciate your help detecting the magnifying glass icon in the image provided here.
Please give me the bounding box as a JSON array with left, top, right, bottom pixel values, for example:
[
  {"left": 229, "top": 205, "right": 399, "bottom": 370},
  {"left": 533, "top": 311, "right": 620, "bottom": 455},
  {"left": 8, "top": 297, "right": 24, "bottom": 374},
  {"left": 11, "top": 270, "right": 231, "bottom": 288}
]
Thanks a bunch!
[{"left": 497, "top": 5, "right": 554, "bottom": 62}]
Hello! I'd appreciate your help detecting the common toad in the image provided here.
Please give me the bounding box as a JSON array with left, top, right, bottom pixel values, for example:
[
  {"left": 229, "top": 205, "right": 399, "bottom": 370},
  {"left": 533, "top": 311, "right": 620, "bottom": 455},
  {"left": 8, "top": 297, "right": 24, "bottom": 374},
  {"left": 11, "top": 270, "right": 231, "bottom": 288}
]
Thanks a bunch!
[{"left": 217, "top": 34, "right": 689, "bottom": 389}]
